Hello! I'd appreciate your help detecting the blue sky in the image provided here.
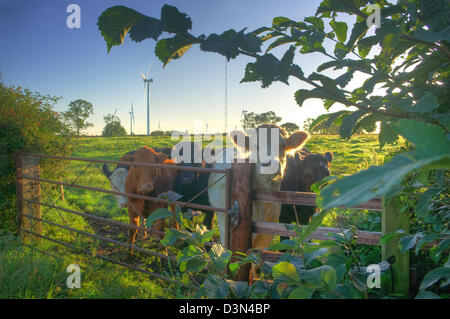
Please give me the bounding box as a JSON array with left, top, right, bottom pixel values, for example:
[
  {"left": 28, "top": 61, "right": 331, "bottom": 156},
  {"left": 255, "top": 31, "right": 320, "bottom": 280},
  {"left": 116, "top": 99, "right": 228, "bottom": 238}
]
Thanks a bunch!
[{"left": 0, "top": 0, "right": 359, "bottom": 135}]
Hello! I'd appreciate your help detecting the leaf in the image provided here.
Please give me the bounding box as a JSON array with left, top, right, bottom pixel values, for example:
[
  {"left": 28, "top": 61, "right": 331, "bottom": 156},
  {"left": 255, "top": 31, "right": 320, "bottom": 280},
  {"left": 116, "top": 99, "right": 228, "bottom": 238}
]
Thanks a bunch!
[
  {"left": 200, "top": 29, "right": 242, "bottom": 60},
  {"left": 320, "top": 120, "right": 450, "bottom": 210},
  {"left": 145, "top": 208, "right": 172, "bottom": 227},
  {"left": 330, "top": 20, "right": 348, "bottom": 43},
  {"left": 415, "top": 291, "right": 442, "bottom": 299},
  {"left": 129, "top": 17, "right": 162, "bottom": 43},
  {"left": 97, "top": 6, "right": 149, "bottom": 52},
  {"left": 416, "top": 188, "right": 440, "bottom": 218},
  {"left": 299, "top": 265, "right": 337, "bottom": 290},
  {"left": 203, "top": 274, "right": 229, "bottom": 299},
  {"left": 288, "top": 287, "right": 314, "bottom": 299},
  {"left": 294, "top": 88, "right": 338, "bottom": 107},
  {"left": 379, "top": 120, "right": 399, "bottom": 148},
  {"left": 413, "top": 92, "right": 439, "bottom": 113},
  {"left": 160, "top": 4, "right": 192, "bottom": 33},
  {"left": 298, "top": 210, "right": 328, "bottom": 243},
  {"left": 272, "top": 262, "right": 300, "bottom": 283},
  {"left": 420, "top": 267, "right": 450, "bottom": 290},
  {"left": 339, "top": 110, "right": 368, "bottom": 139},
  {"left": 346, "top": 20, "right": 368, "bottom": 53},
  {"left": 379, "top": 230, "right": 406, "bottom": 245},
  {"left": 161, "top": 229, "right": 188, "bottom": 246},
  {"left": 155, "top": 35, "right": 196, "bottom": 67},
  {"left": 304, "top": 247, "right": 328, "bottom": 266},
  {"left": 357, "top": 35, "right": 378, "bottom": 58},
  {"left": 399, "top": 233, "right": 422, "bottom": 253},
  {"left": 411, "top": 26, "right": 450, "bottom": 43},
  {"left": 209, "top": 244, "right": 232, "bottom": 273}
]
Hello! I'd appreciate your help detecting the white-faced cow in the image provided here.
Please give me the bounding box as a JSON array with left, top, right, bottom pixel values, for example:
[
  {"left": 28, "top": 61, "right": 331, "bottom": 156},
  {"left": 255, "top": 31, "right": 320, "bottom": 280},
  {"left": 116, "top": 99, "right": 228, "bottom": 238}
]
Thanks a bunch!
[{"left": 207, "top": 124, "right": 309, "bottom": 249}]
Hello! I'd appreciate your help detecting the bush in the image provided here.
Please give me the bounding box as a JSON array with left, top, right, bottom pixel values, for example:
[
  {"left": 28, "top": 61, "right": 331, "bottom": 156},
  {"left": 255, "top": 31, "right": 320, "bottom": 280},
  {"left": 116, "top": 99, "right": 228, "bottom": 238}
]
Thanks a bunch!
[{"left": 0, "top": 84, "right": 73, "bottom": 231}]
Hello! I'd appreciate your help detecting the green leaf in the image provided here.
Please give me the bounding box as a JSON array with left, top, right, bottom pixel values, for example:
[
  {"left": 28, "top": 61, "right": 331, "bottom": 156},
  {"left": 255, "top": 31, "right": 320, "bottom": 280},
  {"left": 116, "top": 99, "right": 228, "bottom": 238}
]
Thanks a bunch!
[
  {"left": 129, "top": 17, "right": 162, "bottom": 43},
  {"left": 272, "top": 262, "right": 300, "bottom": 283},
  {"left": 399, "top": 233, "right": 422, "bottom": 253},
  {"left": 97, "top": 6, "right": 149, "bottom": 52},
  {"left": 420, "top": 267, "right": 450, "bottom": 290},
  {"left": 319, "top": 120, "right": 450, "bottom": 210},
  {"left": 415, "top": 291, "right": 442, "bottom": 299},
  {"left": 304, "top": 247, "right": 328, "bottom": 266},
  {"left": 145, "top": 208, "right": 172, "bottom": 227},
  {"left": 346, "top": 20, "right": 368, "bottom": 53},
  {"left": 155, "top": 35, "right": 196, "bottom": 67},
  {"left": 161, "top": 229, "right": 188, "bottom": 246},
  {"left": 413, "top": 92, "right": 439, "bottom": 113},
  {"left": 330, "top": 20, "right": 348, "bottom": 43},
  {"left": 339, "top": 110, "right": 368, "bottom": 139},
  {"left": 298, "top": 210, "right": 328, "bottom": 243},
  {"left": 379, "top": 230, "right": 406, "bottom": 245},
  {"left": 288, "top": 287, "right": 315, "bottom": 299},
  {"left": 160, "top": 4, "right": 192, "bottom": 33},
  {"left": 299, "top": 265, "right": 337, "bottom": 290},
  {"left": 209, "top": 244, "right": 232, "bottom": 273},
  {"left": 357, "top": 36, "right": 378, "bottom": 58},
  {"left": 294, "top": 88, "right": 338, "bottom": 107},
  {"left": 411, "top": 27, "right": 450, "bottom": 43},
  {"left": 203, "top": 274, "right": 229, "bottom": 299},
  {"left": 379, "top": 120, "right": 399, "bottom": 148},
  {"left": 200, "top": 29, "right": 242, "bottom": 60}
]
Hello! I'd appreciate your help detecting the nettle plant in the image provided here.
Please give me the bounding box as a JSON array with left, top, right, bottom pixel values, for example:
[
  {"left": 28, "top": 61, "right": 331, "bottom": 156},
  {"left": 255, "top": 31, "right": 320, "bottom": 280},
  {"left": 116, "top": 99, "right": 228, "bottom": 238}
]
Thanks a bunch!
[
  {"left": 98, "top": 0, "right": 449, "bottom": 298},
  {"left": 147, "top": 193, "right": 383, "bottom": 299}
]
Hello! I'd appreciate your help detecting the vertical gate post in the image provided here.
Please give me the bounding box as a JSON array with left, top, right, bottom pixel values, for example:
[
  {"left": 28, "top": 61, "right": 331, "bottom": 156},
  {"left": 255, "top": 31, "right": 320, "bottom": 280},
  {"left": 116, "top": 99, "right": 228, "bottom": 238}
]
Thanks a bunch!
[
  {"left": 382, "top": 196, "right": 409, "bottom": 296},
  {"left": 229, "top": 162, "right": 253, "bottom": 282},
  {"left": 16, "top": 152, "right": 41, "bottom": 242}
]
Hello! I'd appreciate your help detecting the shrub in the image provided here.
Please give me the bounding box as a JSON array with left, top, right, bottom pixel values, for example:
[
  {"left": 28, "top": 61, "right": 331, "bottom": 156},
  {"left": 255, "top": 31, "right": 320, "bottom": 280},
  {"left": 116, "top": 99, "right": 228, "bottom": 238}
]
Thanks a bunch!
[{"left": 0, "top": 84, "right": 73, "bottom": 231}]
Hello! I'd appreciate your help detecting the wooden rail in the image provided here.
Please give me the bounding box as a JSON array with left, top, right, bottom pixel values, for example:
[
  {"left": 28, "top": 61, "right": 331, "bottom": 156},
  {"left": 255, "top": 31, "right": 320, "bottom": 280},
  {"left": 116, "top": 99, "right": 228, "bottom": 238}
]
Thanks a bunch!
[
  {"left": 253, "top": 221, "right": 381, "bottom": 246},
  {"left": 254, "top": 190, "right": 382, "bottom": 211}
]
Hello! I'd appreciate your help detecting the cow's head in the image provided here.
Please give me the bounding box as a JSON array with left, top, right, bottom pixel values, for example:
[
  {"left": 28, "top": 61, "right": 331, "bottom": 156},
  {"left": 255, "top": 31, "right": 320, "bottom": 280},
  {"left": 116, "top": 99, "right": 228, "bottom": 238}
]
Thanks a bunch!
[
  {"left": 295, "top": 151, "right": 333, "bottom": 191},
  {"left": 230, "top": 124, "right": 309, "bottom": 183},
  {"left": 171, "top": 141, "right": 203, "bottom": 186},
  {"left": 127, "top": 146, "right": 176, "bottom": 195},
  {"left": 109, "top": 167, "right": 129, "bottom": 208}
]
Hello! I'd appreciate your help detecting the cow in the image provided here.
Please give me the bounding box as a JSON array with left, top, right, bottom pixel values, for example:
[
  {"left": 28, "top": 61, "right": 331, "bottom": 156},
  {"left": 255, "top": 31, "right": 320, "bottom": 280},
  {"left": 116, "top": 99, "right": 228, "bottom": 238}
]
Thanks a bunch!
[
  {"left": 207, "top": 123, "right": 310, "bottom": 250},
  {"left": 123, "top": 146, "right": 178, "bottom": 255},
  {"left": 102, "top": 148, "right": 171, "bottom": 209},
  {"left": 279, "top": 150, "right": 333, "bottom": 240},
  {"left": 171, "top": 141, "right": 214, "bottom": 229}
]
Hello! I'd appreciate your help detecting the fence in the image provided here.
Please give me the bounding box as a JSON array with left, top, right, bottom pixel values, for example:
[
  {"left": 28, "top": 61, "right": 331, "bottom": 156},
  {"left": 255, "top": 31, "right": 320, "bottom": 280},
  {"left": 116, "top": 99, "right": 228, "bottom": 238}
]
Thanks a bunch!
[{"left": 15, "top": 151, "right": 410, "bottom": 295}]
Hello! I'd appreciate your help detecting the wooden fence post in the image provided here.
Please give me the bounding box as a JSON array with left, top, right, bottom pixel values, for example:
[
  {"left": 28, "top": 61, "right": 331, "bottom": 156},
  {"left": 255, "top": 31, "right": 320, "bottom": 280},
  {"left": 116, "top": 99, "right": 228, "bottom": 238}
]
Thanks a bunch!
[
  {"left": 382, "top": 196, "right": 409, "bottom": 296},
  {"left": 229, "top": 162, "right": 253, "bottom": 282},
  {"left": 16, "top": 152, "right": 41, "bottom": 242}
]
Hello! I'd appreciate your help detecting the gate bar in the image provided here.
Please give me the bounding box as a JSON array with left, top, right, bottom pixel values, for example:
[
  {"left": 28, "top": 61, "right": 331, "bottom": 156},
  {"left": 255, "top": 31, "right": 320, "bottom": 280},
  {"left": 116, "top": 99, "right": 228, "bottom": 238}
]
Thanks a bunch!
[{"left": 19, "top": 213, "right": 177, "bottom": 262}]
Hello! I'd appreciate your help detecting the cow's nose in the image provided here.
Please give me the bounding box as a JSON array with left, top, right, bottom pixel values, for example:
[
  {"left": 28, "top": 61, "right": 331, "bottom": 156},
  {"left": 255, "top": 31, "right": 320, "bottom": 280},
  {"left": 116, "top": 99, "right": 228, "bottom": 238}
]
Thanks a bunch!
[{"left": 138, "top": 184, "right": 153, "bottom": 194}]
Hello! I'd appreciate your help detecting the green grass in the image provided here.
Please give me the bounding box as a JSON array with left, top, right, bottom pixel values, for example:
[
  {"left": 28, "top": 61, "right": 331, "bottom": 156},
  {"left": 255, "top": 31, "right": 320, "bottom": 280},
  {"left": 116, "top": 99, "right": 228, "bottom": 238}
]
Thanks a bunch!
[{"left": 1, "top": 134, "right": 400, "bottom": 298}]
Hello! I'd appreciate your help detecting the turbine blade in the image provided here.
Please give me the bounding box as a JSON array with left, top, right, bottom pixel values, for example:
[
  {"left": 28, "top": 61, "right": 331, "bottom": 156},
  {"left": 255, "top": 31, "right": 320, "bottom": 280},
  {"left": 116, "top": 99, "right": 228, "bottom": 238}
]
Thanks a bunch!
[
  {"left": 146, "top": 61, "right": 153, "bottom": 78},
  {"left": 140, "top": 70, "right": 145, "bottom": 80}
]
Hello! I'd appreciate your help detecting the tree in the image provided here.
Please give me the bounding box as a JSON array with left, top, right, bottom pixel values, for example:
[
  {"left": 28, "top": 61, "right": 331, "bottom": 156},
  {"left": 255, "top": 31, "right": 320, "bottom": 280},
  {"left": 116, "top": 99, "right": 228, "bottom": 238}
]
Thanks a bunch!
[
  {"left": 280, "top": 122, "right": 299, "bottom": 134},
  {"left": 98, "top": 1, "right": 450, "bottom": 298},
  {"left": 62, "top": 99, "right": 94, "bottom": 136},
  {"left": 241, "top": 111, "right": 281, "bottom": 128},
  {"left": 102, "top": 111, "right": 127, "bottom": 137}
]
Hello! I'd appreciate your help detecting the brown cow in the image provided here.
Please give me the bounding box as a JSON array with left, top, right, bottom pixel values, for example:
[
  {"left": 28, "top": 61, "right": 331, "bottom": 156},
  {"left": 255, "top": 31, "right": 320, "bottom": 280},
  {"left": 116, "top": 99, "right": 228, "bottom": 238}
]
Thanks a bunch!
[{"left": 124, "top": 146, "right": 178, "bottom": 256}]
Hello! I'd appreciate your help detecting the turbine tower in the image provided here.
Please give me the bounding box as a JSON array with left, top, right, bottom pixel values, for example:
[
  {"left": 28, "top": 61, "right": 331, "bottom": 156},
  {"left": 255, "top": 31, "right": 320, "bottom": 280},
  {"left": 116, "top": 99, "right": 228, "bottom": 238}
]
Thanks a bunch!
[
  {"left": 224, "top": 57, "right": 228, "bottom": 132},
  {"left": 140, "top": 61, "right": 154, "bottom": 136},
  {"left": 129, "top": 102, "right": 135, "bottom": 135}
]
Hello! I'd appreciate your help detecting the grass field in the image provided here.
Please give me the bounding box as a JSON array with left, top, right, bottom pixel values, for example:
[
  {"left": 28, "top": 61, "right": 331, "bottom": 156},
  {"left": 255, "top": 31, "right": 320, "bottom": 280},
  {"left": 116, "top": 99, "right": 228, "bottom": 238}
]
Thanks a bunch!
[{"left": 1, "top": 134, "right": 400, "bottom": 298}]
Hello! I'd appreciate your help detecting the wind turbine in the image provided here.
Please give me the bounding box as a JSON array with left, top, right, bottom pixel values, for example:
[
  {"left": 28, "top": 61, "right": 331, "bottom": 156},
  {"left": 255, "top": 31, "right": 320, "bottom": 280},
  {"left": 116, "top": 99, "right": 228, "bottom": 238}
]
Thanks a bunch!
[
  {"left": 241, "top": 108, "right": 248, "bottom": 129},
  {"left": 140, "top": 61, "right": 154, "bottom": 136},
  {"left": 129, "top": 102, "right": 135, "bottom": 135}
]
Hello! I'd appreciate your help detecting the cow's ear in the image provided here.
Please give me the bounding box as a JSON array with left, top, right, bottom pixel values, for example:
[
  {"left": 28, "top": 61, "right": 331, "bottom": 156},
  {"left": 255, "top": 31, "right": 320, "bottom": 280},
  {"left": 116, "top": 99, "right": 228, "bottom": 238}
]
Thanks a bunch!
[
  {"left": 121, "top": 153, "right": 134, "bottom": 163},
  {"left": 324, "top": 151, "right": 333, "bottom": 162},
  {"left": 285, "top": 131, "right": 309, "bottom": 151},
  {"left": 230, "top": 130, "right": 249, "bottom": 151}
]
